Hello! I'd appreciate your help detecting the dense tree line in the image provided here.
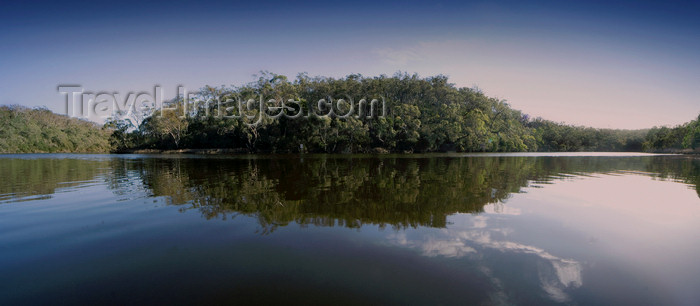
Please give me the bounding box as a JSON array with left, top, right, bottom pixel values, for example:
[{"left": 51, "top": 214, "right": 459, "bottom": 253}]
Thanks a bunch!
[
  {"left": 0, "top": 105, "right": 111, "bottom": 153},
  {"left": 643, "top": 114, "right": 700, "bottom": 152},
  {"left": 1, "top": 73, "right": 696, "bottom": 154},
  {"left": 527, "top": 119, "right": 647, "bottom": 152},
  {"left": 106, "top": 73, "right": 655, "bottom": 153}
]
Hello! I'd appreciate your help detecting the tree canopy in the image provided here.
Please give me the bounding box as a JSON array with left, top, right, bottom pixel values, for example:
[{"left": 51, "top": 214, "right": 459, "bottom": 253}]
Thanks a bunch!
[
  {"left": 643, "top": 114, "right": 700, "bottom": 152},
  {"left": 107, "top": 72, "right": 663, "bottom": 153},
  {"left": 1, "top": 73, "right": 697, "bottom": 154},
  {"left": 0, "top": 105, "right": 111, "bottom": 153}
]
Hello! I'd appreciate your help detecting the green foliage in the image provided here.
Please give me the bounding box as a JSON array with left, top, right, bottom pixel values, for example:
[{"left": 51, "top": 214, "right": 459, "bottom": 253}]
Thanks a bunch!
[
  {"left": 111, "top": 73, "right": 657, "bottom": 153},
  {"left": 4, "top": 74, "right": 690, "bottom": 154},
  {"left": 527, "top": 119, "right": 647, "bottom": 152},
  {"left": 682, "top": 115, "right": 700, "bottom": 150},
  {"left": 643, "top": 114, "right": 700, "bottom": 152},
  {"left": 0, "top": 105, "right": 111, "bottom": 153}
]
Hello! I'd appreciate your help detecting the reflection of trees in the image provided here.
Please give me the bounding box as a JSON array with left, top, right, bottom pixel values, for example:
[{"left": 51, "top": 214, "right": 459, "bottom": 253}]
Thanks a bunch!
[
  {"left": 108, "top": 157, "right": 540, "bottom": 231},
  {"left": 646, "top": 156, "right": 700, "bottom": 198},
  {"left": 0, "top": 158, "right": 109, "bottom": 202},
  {"left": 104, "top": 155, "right": 700, "bottom": 232},
  {"left": 2, "top": 155, "right": 697, "bottom": 228}
]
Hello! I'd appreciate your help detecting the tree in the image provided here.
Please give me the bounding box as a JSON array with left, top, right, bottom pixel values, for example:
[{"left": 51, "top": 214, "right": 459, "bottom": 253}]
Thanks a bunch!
[{"left": 149, "top": 100, "right": 189, "bottom": 148}]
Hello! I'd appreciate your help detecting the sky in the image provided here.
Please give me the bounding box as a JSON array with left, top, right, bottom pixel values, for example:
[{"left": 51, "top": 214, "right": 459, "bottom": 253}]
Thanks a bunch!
[{"left": 1, "top": 0, "right": 699, "bottom": 129}]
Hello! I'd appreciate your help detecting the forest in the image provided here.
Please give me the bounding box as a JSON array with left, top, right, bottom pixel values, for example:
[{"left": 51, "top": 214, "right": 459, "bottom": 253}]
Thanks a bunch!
[
  {"left": 1, "top": 73, "right": 698, "bottom": 154},
  {"left": 104, "top": 73, "right": 697, "bottom": 154},
  {"left": 0, "top": 105, "right": 111, "bottom": 153}
]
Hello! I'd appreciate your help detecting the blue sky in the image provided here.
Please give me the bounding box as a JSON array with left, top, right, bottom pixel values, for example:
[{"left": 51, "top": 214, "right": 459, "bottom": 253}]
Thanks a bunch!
[{"left": 1, "top": 0, "right": 699, "bottom": 129}]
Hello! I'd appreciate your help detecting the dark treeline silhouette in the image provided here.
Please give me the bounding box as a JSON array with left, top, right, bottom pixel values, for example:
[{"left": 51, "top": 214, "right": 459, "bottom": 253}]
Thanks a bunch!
[{"left": 106, "top": 73, "right": 655, "bottom": 153}]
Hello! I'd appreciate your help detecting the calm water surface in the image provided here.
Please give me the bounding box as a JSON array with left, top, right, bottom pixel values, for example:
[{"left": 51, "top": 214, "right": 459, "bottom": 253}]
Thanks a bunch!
[{"left": 1, "top": 153, "right": 699, "bottom": 305}]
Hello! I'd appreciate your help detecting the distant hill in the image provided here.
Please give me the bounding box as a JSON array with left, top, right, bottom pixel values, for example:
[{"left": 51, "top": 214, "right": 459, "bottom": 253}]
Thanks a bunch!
[{"left": 0, "top": 105, "right": 111, "bottom": 153}]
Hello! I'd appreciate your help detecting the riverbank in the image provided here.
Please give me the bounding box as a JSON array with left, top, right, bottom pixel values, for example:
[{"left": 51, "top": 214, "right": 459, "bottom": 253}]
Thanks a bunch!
[
  {"left": 647, "top": 148, "right": 700, "bottom": 155},
  {"left": 122, "top": 148, "right": 250, "bottom": 154},
  {"left": 110, "top": 148, "right": 700, "bottom": 155}
]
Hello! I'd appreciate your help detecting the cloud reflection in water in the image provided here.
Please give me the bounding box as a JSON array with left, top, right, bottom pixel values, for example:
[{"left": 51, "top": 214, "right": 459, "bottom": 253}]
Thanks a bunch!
[{"left": 389, "top": 203, "right": 582, "bottom": 303}]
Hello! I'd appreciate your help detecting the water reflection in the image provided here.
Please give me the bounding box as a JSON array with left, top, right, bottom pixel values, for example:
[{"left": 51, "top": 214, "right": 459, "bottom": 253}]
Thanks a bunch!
[
  {"left": 2, "top": 154, "right": 699, "bottom": 230},
  {"left": 1, "top": 154, "right": 700, "bottom": 304},
  {"left": 0, "top": 157, "right": 109, "bottom": 203},
  {"left": 102, "top": 155, "right": 700, "bottom": 231},
  {"left": 389, "top": 212, "right": 584, "bottom": 303}
]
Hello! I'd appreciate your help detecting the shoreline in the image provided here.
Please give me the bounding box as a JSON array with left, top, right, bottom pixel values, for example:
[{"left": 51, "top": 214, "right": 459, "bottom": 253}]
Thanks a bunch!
[
  {"left": 2, "top": 148, "right": 699, "bottom": 155},
  {"left": 112, "top": 148, "right": 699, "bottom": 155}
]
